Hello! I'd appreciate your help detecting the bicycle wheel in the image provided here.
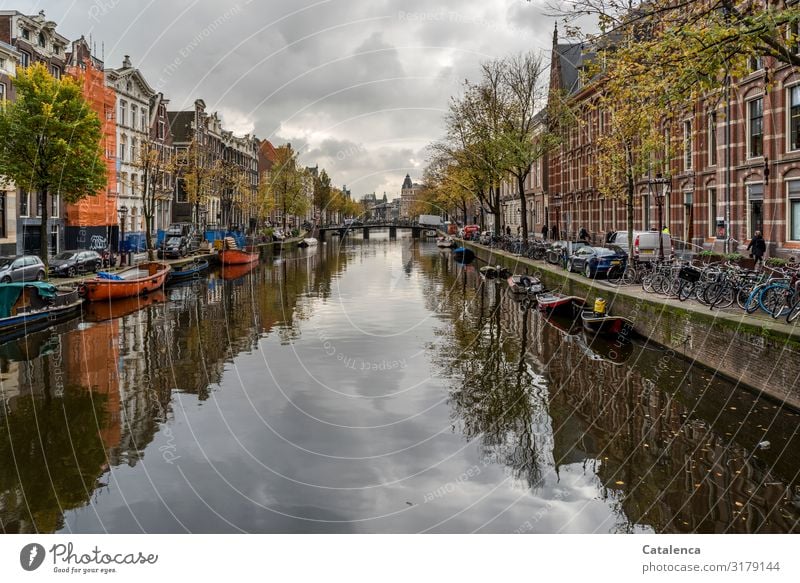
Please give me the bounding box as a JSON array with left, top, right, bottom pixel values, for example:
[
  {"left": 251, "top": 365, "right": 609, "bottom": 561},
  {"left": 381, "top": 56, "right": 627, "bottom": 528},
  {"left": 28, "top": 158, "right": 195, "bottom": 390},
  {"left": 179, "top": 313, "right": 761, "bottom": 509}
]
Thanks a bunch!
[
  {"left": 744, "top": 287, "right": 762, "bottom": 314},
  {"left": 666, "top": 277, "right": 681, "bottom": 297},
  {"left": 703, "top": 282, "right": 726, "bottom": 308},
  {"left": 641, "top": 275, "right": 655, "bottom": 293},
  {"left": 622, "top": 266, "right": 637, "bottom": 285},
  {"left": 786, "top": 295, "right": 800, "bottom": 323},
  {"left": 760, "top": 286, "right": 787, "bottom": 318},
  {"left": 677, "top": 280, "right": 695, "bottom": 302},
  {"left": 736, "top": 286, "right": 752, "bottom": 310},
  {"left": 714, "top": 285, "right": 735, "bottom": 309},
  {"left": 607, "top": 266, "right": 623, "bottom": 285}
]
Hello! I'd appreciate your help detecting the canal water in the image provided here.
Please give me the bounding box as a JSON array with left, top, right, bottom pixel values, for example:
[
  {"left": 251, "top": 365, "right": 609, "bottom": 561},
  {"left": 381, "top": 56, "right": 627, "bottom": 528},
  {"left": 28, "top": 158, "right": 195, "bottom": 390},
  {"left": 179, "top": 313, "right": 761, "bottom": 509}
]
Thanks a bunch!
[{"left": 1, "top": 234, "right": 798, "bottom": 533}]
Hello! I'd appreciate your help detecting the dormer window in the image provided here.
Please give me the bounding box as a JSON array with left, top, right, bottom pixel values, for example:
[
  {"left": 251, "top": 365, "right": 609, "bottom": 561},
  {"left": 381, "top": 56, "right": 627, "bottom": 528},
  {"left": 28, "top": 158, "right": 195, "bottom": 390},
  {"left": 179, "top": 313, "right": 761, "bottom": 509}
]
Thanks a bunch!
[
  {"left": 53, "top": 44, "right": 60, "bottom": 55},
  {"left": 38, "top": 32, "right": 45, "bottom": 47},
  {"left": 21, "top": 28, "right": 29, "bottom": 40}
]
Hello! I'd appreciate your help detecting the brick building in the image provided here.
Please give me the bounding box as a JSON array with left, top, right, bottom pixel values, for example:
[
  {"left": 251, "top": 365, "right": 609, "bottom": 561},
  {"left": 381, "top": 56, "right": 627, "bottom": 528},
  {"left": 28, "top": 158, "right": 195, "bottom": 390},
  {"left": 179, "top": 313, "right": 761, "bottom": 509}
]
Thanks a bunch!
[{"left": 547, "top": 24, "right": 800, "bottom": 258}]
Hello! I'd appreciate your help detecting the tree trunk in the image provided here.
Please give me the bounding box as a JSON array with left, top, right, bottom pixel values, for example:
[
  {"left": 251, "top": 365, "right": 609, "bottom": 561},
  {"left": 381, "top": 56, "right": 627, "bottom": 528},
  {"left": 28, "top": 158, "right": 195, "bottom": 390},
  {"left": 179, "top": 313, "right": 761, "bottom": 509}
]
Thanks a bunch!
[
  {"left": 144, "top": 185, "right": 154, "bottom": 262},
  {"left": 492, "top": 185, "right": 502, "bottom": 234},
  {"left": 517, "top": 173, "right": 528, "bottom": 240},
  {"left": 626, "top": 146, "right": 635, "bottom": 260},
  {"left": 38, "top": 187, "right": 50, "bottom": 268}
]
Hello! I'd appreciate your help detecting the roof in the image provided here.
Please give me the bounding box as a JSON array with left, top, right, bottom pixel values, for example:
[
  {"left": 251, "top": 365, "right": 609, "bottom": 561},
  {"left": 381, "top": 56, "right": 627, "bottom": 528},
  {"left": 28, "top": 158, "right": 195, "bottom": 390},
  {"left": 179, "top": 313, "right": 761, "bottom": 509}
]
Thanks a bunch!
[
  {"left": 258, "top": 139, "right": 278, "bottom": 164},
  {"left": 555, "top": 42, "right": 585, "bottom": 96}
]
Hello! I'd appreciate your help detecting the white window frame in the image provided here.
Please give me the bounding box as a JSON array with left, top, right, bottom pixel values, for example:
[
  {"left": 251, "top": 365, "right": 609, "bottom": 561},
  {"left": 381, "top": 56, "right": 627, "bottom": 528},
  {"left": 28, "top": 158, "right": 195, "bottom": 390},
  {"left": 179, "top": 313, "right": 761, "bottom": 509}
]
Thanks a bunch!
[
  {"left": 745, "top": 182, "right": 764, "bottom": 237},
  {"left": 787, "top": 85, "right": 800, "bottom": 153},
  {"left": 708, "top": 111, "right": 717, "bottom": 166},
  {"left": 19, "top": 190, "right": 29, "bottom": 217},
  {"left": 707, "top": 187, "right": 717, "bottom": 238},
  {"left": 787, "top": 180, "right": 800, "bottom": 242},
  {"left": 683, "top": 119, "right": 693, "bottom": 171},
  {"left": 747, "top": 96, "right": 764, "bottom": 159},
  {"left": 51, "top": 193, "right": 59, "bottom": 219}
]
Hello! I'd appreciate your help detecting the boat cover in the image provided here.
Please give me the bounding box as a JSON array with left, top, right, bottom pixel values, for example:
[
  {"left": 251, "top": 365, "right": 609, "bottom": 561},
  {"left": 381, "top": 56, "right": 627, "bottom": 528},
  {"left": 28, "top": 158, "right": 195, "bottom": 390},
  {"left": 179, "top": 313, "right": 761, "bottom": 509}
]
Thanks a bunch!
[{"left": 0, "top": 282, "right": 58, "bottom": 318}]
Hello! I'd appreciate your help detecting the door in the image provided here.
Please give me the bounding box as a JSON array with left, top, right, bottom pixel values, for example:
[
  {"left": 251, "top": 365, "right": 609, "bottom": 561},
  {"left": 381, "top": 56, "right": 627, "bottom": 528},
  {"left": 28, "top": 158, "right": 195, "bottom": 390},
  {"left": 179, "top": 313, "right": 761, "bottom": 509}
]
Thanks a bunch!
[
  {"left": 750, "top": 200, "right": 763, "bottom": 236},
  {"left": 10, "top": 258, "right": 26, "bottom": 282}
]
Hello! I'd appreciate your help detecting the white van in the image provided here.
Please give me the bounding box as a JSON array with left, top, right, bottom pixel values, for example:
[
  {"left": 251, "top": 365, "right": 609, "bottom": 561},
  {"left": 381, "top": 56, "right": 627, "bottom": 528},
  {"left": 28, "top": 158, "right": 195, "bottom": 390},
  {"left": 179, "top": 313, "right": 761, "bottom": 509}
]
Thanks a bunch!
[{"left": 608, "top": 230, "right": 673, "bottom": 262}]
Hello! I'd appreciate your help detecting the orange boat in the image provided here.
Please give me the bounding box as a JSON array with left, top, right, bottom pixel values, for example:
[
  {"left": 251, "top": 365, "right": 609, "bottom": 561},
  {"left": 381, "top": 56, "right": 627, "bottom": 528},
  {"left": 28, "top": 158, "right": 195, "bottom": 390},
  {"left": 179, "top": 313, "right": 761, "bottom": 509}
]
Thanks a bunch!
[
  {"left": 219, "top": 248, "right": 259, "bottom": 265},
  {"left": 83, "top": 289, "right": 167, "bottom": 322},
  {"left": 79, "top": 262, "right": 171, "bottom": 302}
]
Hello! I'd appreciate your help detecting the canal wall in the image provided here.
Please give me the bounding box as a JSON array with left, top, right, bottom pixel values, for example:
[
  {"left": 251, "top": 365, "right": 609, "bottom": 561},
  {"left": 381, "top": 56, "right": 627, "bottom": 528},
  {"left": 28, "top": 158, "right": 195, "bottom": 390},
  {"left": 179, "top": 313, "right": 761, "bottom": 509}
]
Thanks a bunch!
[{"left": 462, "top": 241, "right": 800, "bottom": 410}]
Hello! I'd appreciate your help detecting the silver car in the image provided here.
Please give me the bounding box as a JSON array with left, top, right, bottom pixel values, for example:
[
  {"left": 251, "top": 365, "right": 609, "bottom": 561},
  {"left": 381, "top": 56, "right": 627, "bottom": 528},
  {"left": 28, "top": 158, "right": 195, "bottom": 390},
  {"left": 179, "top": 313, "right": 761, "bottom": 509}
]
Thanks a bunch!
[{"left": 0, "top": 255, "right": 46, "bottom": 283}]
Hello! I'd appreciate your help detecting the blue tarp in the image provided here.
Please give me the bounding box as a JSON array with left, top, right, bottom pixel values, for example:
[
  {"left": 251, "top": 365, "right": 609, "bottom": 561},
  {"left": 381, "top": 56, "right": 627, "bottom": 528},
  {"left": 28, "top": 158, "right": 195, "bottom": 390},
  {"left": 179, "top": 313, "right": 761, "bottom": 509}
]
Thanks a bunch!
[
  {"left": 205, "top": 230, "right": 245, "bottom": 249},
  {"left": 120, "top": 232, "right": 147, "bottom": 252}
]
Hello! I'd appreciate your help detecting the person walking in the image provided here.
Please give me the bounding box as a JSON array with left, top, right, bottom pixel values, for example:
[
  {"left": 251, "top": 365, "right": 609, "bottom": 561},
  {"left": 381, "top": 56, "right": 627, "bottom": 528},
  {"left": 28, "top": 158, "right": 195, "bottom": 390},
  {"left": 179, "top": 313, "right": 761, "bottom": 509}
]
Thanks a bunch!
[
  {"left": 541, "top": 223, "right": 548, "bottom": 241},
  {"left": 506, "top": 225, "right": 511, "bottom": 236},
  {"left": 578, "top": 226, "right": 589, "bottom": 242},
  {"left": 747, "top": 231, "right": 767, "bottom": 266}
]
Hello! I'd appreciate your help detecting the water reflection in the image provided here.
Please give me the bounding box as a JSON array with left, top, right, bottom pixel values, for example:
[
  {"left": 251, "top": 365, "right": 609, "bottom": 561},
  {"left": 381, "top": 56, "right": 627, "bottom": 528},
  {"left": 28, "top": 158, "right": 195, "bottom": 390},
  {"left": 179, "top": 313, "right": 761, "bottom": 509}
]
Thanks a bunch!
[{"left": 0, "top": 236, "right": 797, "bottom": 533}]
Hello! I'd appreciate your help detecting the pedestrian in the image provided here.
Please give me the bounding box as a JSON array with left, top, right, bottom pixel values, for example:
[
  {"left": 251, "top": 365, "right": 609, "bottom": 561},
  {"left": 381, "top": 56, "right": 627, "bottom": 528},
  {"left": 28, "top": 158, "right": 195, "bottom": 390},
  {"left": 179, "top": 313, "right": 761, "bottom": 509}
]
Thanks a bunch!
[
  {"left": 747, "top": 230, "right": 766, "bottom": 266},
  {"left": 541, "top": 223, "right": 548, "bottom": 241},
  {"left": 517, "top": 225, "right": 521, "bottom": 236},
  {"left": 578, "top": 226, "right": 589, "bottom": 242},
  {"left": 661, "top": 225, "right": 670, "bottom": 235},
  {"left": 605, "top": 230, "right": 613, "bottom": 244},
  {"left": 506, "top": 225, "right": 511, "bottom": 236}
]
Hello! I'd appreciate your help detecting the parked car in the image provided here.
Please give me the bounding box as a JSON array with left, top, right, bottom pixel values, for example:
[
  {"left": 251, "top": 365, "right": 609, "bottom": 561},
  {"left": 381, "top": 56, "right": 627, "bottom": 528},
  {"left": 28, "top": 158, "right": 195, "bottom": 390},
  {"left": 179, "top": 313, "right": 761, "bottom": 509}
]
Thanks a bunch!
[
  {"left": 49, "top": 250, "right": 102, "bottom": 277},
  {"left": 607, "top": 230, "right": 673, "bottom": 262},
  {"left": 0, "top": 255, "right": 46, "bottom": 283},
  {"left": 545, "top": 240, "right": 590, "bottom": 267},
  {"left": 158, "top": 223, "right": 200, "bottom": 258},
  {"left": 567, "top": 245, "right": 628, "bottom": 278}
]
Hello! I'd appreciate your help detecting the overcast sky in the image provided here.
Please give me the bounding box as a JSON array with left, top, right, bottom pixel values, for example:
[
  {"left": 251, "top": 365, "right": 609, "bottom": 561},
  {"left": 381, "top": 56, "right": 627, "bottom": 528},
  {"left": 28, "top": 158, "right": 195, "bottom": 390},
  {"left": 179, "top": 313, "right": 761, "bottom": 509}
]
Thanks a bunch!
[{"left": 4, "top": 0, "right": 560, "bottom": 198}]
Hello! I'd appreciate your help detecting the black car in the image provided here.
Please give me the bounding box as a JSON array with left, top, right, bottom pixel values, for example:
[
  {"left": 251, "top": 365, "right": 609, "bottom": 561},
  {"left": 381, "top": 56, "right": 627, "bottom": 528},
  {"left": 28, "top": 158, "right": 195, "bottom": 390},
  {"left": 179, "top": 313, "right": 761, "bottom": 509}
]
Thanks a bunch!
[
  {"left": 545, "top": 240, "right": 590, "bottom": 267},
  {"left": 0, "top": 255, "right": 46, "bottom": 283},
  {"left": 158, "top": 223, "right": 200, "bottom": 258},
  {"left": 566, "top": 246, "right": 628, "bottom": 278},
  {"left": 49, "top": 250, "right": 103, "bottom": 277}
]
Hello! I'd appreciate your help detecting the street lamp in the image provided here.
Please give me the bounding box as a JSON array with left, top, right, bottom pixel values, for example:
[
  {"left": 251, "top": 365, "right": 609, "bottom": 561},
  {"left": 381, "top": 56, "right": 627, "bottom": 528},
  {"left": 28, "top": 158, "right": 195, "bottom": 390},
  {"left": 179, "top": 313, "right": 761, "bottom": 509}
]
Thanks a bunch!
[
  {"left": 117, "top": 204, "right": 128, "bottom": 266},
  {"left": 648, "top": 173, "right": 671, "bottom": 261}
]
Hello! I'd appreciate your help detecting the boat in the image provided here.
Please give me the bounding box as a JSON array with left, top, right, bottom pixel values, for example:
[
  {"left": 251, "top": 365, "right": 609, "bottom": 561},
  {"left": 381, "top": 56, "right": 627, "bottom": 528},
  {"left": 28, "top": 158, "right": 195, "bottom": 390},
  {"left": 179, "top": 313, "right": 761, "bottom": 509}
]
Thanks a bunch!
[
  {"left": 79, "top": 262, "right": 171, "bottom": 302},
  {"left": 220, "top": 262, "right": 257, "bottom": 280},
  {"left": 479, "top": 265, "right": 511, "bottom": 279},
  {"left": 167, "top": 258, "right": 210, "bottom": 283},
  {"left": 536, "top": 293, "right": 585, "bottom": 315},
  {"left": 219, "top": 248, "right": 259, "bottom": 264},
  {"left": 0, "top": 282, "right": 83, "bottom": 342},
  {"left": 507, "top": 274, "right": 544, "bottom": 294},
  {"left": 436, "top": 236, "right": 455, "bottom": 248},
  {"left": 298, "top": 238, "right": 318, "bottom": 248},
  {"left": 452, "top": 247, "right": 475, "bottom": 264},
  {"left": 83, "top": 290, "right": 167, "bottom": 323},
  {"left": 580, "top": 309, "right": 635, "bottom": 336}
]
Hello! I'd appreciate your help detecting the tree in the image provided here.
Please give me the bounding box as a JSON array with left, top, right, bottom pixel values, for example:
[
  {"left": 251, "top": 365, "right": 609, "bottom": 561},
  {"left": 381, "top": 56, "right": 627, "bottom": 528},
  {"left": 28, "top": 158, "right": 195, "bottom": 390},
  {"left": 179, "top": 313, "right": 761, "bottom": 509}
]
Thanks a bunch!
[
  {"left": 0, "top": 63, "right": 106, "bottom": 263},
  {"left": 258, "top": 145, "right": 308, "bottom": 230},
  {"left": 555, "top": 1, "right": 800, "bottom": 107},
  {"left": 218, "top": 159, "right": 251, "bottom": 230},
  {"left": 175, "top": 138, "right": 221, "bottom": 227},
  {"left": 133, "top": 139, "right": 174, "bottom": 260},
  {"left": 423, "top": 151, "right": 475, "bottom": 225},
  {"left": 312, "top": 169, "right": 333, "bottom": 225}
]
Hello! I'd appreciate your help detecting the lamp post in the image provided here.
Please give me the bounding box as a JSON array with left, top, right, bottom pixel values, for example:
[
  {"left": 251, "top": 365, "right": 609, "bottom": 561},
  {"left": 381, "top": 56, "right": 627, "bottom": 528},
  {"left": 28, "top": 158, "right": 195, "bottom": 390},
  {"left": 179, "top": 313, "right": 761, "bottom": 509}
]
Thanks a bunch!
[
  {"left": 648, "top": 173, "right": 670, "bottom": 261},
  {"left": 118, "top": 205, "right": 128, "bottom": 267}
]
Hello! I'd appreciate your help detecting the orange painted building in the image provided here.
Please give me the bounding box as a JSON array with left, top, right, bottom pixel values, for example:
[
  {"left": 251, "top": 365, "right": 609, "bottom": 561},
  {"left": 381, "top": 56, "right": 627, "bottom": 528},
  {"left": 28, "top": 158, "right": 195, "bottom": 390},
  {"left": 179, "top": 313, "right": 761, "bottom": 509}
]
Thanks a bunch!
[{"left": 64, "top": 36, "right": 117, "bottom": 251}]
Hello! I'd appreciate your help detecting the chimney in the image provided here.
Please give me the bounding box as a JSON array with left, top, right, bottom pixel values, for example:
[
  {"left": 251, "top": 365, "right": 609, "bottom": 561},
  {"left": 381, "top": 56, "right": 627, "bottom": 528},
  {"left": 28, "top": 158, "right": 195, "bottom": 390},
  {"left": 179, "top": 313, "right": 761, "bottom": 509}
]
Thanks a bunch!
[{"left": 123, "top": 54, "right": 132, "bottom": 68}]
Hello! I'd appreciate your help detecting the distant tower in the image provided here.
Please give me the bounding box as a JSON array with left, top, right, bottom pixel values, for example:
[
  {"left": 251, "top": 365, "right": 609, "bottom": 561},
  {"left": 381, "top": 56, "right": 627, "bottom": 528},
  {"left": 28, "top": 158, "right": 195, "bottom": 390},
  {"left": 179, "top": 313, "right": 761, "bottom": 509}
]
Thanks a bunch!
[{"left": 402, "top": 174, "right": 413, "bottom": 190}]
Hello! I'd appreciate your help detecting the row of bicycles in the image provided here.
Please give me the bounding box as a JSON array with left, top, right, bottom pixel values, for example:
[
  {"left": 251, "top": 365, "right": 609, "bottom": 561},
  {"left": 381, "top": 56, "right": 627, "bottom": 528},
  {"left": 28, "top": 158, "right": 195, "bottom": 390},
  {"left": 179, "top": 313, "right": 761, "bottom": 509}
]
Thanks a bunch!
[
  {"left": 607, "top": 258, "right": 800, "bottom": 322},
  {"left": 484, "top": 235, "right": 549, "bottom": 261}
]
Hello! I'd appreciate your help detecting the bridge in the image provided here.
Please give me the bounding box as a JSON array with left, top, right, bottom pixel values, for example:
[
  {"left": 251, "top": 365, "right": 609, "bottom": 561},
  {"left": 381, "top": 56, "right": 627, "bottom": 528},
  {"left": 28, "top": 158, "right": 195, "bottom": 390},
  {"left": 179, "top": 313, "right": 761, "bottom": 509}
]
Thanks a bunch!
[{"left": 316, "top": 223, "right": 430, "bottom": 241}]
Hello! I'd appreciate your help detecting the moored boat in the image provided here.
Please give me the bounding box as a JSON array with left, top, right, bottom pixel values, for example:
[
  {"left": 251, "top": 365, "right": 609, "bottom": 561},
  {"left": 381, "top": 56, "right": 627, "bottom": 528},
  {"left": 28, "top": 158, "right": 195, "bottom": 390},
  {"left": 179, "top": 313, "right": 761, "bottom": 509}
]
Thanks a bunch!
[
  {"left": 79, "top": 262, "right": 171, "bottom": 302},
  {"left": 0, "top": 282, "right": 83, "bottom": 342},
  {"left": 168, "top": 258, "right": 210, "bottom": 283},
  {"left": 436, "top": 236, "right": 455, "bottom": 248},
  {"left": 507, "top": 274, "right": 544, "bottom": 294},
  {"left": 452, "top": 247, "right": 475, "bottom": 264},
  {"left": 298, "top": 238, "right": 319, "bottom": 248},
  {"left": 220, "top": 261, "right": 258, "bottom": 280},
  {"left": 580, "top": 309, "right": 635, "bottom": 336},
  {"left": 219, "top": 248, "right": 259, "bottom": 264},
  {"left": 83, "top": 289, "right": 167, "bottom": 322},
  {"left": 536, "top": 293, "right": 585, "bottom": 315}
]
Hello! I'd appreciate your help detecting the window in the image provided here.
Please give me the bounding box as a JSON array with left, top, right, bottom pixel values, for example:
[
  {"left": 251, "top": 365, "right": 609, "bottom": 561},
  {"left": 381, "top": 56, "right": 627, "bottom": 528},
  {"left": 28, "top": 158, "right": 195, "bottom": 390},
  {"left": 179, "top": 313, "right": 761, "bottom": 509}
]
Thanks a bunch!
[
  {"left": 130, "top": 137, "right": 137, "bottom": 163},
  {"left": 53, "top": 44, "right": 60, "bottom": 55},
  {"left": 21, "top": 28, "right": 29, "bottom": 40},
  {"left": 683, "top": 120, "right": 692, "bottom": 171},
  {"left": 789, "top": 86, "right": 800, "bottom": 151},
  {"left": 19, "top": 50, "right": 30, "bottom": 68},
  {"left": 749, "top": 55, "right": 764, "bottom": 71},
  {"left": 158, "top": 120, "right": 165, "bottom": 140},
  {"left": 36, "top": 192, "right": 43, "bottom": 217},
  {"left": 708, "top": 188, "right": 717, "bottom": 238},
  {"left": 51, "top": 194, "right": 59, "bottom": 218},
  {"left": 788, "top": 180, "right": 800, "bottom": 240},
  {"left": 19, "top": 190, "right": 28, "bottom": 217},
  {"left": 131, "top": 104, "right": 137, "bottom": 129},
  {"left": 642, "top": 193, "right": 651, "bottom": 230},
  {"left": 0, "top": 192, "right": 6, "bottom": 238},
  {"left": 0, "top": 58, "right": 5, "bottom": 70},
  {"left": 0, "top": 83, "right": 5, "bottom": 102},
  {"left": 120, "top": 172, "right": 127, "bottom": 195},
  {"left": 38, "top": 32, "right": 45, "bottom": 47},
  {"left": 50, "top": 224, "right": 58, "bottom": 255},
  {"left": 142, "top": 108, "right": 147, "bottom": 132},
  {"left": 748, "top": 98, "right": 763, "bottom": 158},
  {"left": 50, "top": 65, "right": 60, "bottom": 79},
  {"left": 119, "top": 100, "right": 127, "bottom": 126},
  {"left": 120, "top": 134, "right": 127, "bottom": 162},
  {"left": 708, "top": 111, "right": 718, "bottom": 166}
]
